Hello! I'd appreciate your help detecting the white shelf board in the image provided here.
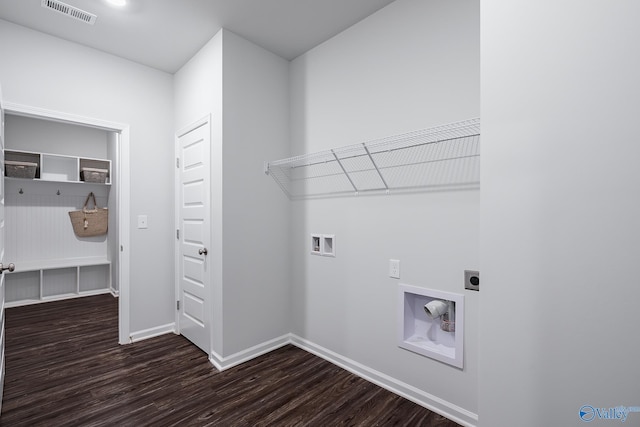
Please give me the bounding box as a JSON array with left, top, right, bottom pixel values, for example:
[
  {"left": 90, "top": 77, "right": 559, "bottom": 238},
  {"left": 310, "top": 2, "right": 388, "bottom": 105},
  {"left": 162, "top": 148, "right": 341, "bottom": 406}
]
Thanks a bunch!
[
  {"left": 5, "top": 177, "right": 111, "bottom": 186},
  {"left": 11, "top": 256, "right": 110, "bottom": 273}
]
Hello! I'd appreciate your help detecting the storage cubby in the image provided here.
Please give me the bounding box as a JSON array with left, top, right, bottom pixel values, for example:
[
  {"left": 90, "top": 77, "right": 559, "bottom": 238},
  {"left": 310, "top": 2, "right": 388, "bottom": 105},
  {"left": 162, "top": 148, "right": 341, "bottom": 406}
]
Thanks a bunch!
[
  {"left": 79, "top": 264, "right": 110, "bottom": 292},
  {"left": 79, "top": 158, "right": 110, "bottom": 183},
  {"left": 42, "top": 267, "right": 77, "bottom": 298},
  {"left": 5, "top": 151, "right": 40, "bottom": 178},
  {"left": 5, "top": 149, "right": 111, "bottom": 185},
  {"left": 5, "top": 271, "right": 40, "bottom": 303},
  {"left": 398, "top": 284, "right": 464, "bottom": 368},
  {"left": 4, "top": 259, "right": 112, "bottom": 307},
  {"left": 41, "top": 154, "right": 78, "bottom": 182}
]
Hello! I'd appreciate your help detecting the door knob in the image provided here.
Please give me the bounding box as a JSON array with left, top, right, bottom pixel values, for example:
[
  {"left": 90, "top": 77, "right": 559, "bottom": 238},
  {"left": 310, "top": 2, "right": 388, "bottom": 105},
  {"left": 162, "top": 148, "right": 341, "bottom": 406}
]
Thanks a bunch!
[
  {"left": 0, "top": 263, "right": 15, "bottom": 273},
  {"left": 198, "top": 248, "right": 208, "bottom": 256}
]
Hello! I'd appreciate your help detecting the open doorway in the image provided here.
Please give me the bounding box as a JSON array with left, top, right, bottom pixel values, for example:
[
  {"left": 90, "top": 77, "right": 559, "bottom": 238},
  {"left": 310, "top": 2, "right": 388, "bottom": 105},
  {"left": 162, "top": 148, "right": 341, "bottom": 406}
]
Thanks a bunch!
[{"left": 3, "top": 102, "right": 130, "bottom": 344}]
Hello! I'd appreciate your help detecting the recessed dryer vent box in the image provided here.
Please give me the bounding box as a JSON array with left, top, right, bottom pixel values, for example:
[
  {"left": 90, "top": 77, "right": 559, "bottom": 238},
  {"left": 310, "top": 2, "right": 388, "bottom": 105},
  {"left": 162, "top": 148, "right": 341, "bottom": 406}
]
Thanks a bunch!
[{"left": 398, "top": 284, "right": 464, "bottom": 368}]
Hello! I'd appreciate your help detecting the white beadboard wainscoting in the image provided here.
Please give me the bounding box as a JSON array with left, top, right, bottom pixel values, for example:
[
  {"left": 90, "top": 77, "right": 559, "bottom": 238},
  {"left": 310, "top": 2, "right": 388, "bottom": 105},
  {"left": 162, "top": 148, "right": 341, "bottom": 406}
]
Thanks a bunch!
[
  {"left": 4, "top": 179, "right": 112, "bottom": 306},
  {"left": 5, "top": 179, "right": 110, "bottom": 263}
]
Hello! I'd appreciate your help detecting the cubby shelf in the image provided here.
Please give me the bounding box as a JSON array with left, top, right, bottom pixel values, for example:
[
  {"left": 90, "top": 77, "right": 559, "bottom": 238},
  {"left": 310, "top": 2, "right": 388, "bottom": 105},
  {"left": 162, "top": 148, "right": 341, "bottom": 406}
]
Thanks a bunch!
[
  {"left": 5, "top": 259, "right": 112, "bottom": 308},
  {"left": 265, "top": 118, "right": 480, "bottom": 199},
  {"left": 5, "top": 149, "right": 111, "bottom": 185},
  {"left": 13, "top": 256, "right": 110, "bottom": 273}
]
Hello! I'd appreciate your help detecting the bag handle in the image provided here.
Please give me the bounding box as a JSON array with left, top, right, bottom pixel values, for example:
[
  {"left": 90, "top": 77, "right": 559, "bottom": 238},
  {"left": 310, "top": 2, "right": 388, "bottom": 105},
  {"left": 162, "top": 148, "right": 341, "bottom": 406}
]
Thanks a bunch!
[{"left": 83, "top": 192, "right": 99, "bottom": 211}]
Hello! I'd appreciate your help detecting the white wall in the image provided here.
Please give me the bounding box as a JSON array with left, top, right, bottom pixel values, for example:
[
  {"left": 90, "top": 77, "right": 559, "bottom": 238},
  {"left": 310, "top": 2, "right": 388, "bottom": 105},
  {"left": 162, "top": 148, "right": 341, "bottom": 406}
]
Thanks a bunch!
[
  {"left": 5, "top": 115, "right": 107, "bottom": 158},
  {"left": 0, "top": 19, "right": 175, "bottom": 335},
  {"left": 221, "top": 30, "right": 290, "bottom": 356},
  {"left": 480, "top": 1, "right": 640, "bottom": 426},
  {"left": 174, "top": 29, "right": 290, "bottom": 359},
  {"left": 289, "top": 0, "right": 479, "bottom": 424},
  {"left": 174, "top": 30, "right": 223, "bottom": 133}
]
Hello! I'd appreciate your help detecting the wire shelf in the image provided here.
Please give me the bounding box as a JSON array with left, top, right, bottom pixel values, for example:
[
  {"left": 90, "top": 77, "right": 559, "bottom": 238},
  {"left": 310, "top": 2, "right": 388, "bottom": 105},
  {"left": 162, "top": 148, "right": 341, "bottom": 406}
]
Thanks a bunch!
[{"left": 266, "top": 118, "right": 480, "bottom": 199}]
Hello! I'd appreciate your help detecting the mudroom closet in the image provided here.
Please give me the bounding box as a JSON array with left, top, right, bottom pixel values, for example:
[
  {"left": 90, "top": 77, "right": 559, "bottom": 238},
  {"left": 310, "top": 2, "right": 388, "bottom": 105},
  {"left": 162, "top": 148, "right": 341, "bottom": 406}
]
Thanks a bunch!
[{"left": 3, "top": 114, "right": 118, "bottom": 307}]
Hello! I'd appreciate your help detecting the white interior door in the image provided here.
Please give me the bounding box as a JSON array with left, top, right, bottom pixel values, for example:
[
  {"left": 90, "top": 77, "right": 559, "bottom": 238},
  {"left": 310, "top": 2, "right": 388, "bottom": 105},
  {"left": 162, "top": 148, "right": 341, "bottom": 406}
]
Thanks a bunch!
[{"left": 176, "top": 118, "right": 210, "bottom": 354}]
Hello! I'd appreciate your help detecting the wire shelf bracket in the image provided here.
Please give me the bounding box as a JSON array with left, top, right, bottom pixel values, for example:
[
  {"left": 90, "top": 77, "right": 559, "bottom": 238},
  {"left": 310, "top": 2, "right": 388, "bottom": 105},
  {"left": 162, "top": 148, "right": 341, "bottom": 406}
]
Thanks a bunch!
[{"left": 265, "top": 118, "right": 480, "bottom": 200}]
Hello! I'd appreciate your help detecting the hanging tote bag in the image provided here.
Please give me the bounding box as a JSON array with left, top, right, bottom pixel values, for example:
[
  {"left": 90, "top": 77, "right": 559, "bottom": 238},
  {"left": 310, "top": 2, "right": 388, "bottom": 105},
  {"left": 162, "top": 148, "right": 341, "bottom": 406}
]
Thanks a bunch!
[{"left": 69, "top": 192, "right": 108, "bottom": 237}]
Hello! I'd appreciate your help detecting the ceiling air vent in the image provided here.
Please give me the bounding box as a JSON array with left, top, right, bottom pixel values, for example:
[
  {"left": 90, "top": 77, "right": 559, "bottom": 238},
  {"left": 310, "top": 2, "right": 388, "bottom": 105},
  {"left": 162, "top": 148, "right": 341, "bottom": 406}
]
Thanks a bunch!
[{"left": 41, "top": 0, "right": 97, "bottom": 25}]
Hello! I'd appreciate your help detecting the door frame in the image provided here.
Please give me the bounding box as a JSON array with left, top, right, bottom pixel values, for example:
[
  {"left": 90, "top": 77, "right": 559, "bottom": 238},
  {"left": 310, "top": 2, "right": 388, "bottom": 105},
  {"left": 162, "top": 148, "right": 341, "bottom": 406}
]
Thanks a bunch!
[
  {"left": 174, "top": 114, "right": 212, "bottom": 354},
  {"left": 3, "top": 102, "right": 131, "bottom": 344}
]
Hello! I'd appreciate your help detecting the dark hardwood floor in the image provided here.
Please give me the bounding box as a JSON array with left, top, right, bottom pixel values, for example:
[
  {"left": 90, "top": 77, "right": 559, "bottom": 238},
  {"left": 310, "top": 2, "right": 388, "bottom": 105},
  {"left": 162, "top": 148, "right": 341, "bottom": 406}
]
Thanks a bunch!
[{"left": 1, "top": 294, "right": 461, "bottom": 427}]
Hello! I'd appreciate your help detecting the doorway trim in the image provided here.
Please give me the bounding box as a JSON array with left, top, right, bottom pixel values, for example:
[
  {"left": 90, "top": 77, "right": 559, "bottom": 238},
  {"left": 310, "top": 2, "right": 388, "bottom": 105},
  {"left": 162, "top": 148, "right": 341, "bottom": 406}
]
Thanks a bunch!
[{"left": 3, "top": 101, "right": 131, "bottom": 344}]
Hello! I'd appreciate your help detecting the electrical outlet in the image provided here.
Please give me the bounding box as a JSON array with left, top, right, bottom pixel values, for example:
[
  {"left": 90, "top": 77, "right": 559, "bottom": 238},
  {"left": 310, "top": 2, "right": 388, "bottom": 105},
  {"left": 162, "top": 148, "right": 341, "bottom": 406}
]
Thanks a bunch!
[
  {"left": 389, "top": 259, "right": 400, "bottom": 279},
  {"left": 464, "top": 270, "right": 479, "bottom": 291}
]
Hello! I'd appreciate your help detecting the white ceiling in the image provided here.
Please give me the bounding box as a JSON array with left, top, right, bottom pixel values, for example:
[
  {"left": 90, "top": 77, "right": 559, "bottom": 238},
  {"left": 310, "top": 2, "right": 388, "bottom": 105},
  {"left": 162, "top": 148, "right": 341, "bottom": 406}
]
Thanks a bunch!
[{"left": 0, "top": 0, "right": 396, "bottom": 73}]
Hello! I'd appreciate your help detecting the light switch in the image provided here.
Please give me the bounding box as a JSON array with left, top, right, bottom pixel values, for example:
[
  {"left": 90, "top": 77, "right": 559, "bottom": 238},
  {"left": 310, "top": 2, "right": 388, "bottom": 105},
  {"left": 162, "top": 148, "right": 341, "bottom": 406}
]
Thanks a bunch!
[{"left": 137, "top": 215, "right": 148, "bottom": 229}]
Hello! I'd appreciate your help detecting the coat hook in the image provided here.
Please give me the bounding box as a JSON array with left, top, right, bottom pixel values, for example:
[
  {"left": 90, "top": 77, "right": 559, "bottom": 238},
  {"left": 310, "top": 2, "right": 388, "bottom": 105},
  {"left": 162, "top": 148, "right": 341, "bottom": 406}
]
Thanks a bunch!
[
  {"left": 56, "top": 190, "right": 61, "bottom": 195},
  {"left": 19, "top": 188, "right": 24, "bottom": 195}
]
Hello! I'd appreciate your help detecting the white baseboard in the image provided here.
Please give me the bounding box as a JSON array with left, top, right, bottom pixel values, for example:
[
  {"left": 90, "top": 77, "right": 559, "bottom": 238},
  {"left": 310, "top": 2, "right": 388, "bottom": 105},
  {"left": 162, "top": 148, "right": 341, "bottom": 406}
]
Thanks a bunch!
[
  {"left": 129, "top": 323, "right": 176, "bottom": 343},
  {"left": 289, "top": 334, "right": 478, "bottom": 427},
  {"left": 209, "top": 334, "right": 290, "bottom": 371}
]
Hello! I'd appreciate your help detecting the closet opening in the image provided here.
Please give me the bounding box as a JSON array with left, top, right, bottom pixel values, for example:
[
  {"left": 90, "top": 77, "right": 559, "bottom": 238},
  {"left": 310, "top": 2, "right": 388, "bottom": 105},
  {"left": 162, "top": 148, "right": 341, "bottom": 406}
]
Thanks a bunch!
[{"left": 2, "top": 104, "right": 130, "bottom": 344}]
